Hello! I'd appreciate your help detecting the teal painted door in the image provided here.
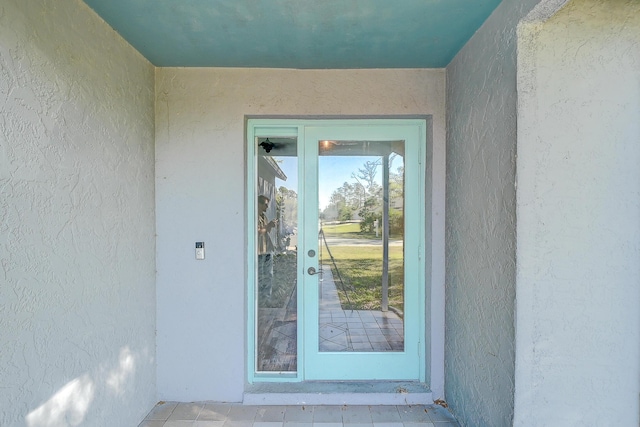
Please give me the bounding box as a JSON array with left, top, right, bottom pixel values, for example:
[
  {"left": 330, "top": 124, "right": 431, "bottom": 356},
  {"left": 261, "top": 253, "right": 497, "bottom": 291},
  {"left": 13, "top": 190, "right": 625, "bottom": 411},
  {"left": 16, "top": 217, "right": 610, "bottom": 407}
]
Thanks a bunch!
[{"left": 249, "top": 119, "right": 425, "bottom": 382}]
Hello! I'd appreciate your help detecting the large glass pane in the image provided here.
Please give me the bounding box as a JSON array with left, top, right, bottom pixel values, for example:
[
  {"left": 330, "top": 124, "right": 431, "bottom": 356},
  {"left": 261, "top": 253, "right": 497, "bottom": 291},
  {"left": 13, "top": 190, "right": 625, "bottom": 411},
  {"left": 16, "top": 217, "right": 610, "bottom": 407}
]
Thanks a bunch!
[
  {"left": 256, "top": 137, "right": 298, "bottom": 371},
  {"left": 317, "top": 140, "right": 405, "bottom": 352}
]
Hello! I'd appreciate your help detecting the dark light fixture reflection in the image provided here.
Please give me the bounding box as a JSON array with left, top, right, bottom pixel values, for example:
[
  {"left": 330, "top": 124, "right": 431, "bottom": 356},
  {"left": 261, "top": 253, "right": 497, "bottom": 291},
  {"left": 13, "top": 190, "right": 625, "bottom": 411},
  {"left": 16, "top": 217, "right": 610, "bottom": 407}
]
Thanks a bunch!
[{"left": 259, "top": 138, "right": 275, "bottom": 153}]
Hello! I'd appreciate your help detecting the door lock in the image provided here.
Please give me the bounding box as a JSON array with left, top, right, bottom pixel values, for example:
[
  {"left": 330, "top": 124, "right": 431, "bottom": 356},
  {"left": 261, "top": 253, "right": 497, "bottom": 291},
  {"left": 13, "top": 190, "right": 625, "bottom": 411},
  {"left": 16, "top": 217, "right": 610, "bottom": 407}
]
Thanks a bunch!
[{"left": 307, "top": 267, "right": 323, "bottom": 276}]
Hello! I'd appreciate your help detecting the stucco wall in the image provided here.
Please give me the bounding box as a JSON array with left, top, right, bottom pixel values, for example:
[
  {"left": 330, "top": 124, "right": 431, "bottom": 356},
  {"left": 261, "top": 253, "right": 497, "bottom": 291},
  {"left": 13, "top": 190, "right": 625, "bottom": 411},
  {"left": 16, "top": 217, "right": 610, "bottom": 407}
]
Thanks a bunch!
[
  {"left": 515, "top": 0, "right": 640, "bottom": 425},
  {"left": 445, "top": 0, "right": 551, "bottom": 425},
  {"left": 155, "top": 68, "right": 445, "bottom": 401},
  {"left": 0, "top": 0, "right": 157, "bottom": 425}
]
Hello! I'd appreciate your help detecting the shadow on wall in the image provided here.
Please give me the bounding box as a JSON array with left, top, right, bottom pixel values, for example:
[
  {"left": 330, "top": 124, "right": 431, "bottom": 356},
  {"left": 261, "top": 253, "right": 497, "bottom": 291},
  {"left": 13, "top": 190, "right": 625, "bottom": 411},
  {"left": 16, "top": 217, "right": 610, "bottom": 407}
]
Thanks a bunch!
[{"left": 24, "top": 346, "right": 145, "bottom": 426}]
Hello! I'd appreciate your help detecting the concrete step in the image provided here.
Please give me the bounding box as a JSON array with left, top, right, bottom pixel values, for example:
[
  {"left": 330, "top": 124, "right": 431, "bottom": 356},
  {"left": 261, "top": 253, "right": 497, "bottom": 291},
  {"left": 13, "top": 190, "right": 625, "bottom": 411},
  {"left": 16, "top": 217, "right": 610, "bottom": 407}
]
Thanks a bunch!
[{"left": 243, "top": 381, "right": 432, "bottom": 405}]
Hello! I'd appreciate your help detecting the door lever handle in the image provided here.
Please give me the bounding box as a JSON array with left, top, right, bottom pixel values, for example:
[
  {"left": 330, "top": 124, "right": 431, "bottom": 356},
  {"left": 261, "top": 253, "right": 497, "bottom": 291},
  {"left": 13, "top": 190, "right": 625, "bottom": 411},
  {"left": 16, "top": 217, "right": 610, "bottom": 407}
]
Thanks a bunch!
[{"left": 307, "top": 267, "right": 323, "bottom": 276}]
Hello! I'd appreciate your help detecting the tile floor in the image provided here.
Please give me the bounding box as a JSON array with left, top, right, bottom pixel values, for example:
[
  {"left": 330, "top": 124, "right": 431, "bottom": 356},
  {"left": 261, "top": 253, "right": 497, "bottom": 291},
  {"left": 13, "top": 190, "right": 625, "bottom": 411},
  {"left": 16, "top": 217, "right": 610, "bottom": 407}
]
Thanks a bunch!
[
  {"left": 139, "top": 402, "right": 460, "bottom": 427},
  {"left": 257, "top": 265, "right": 406, "bottom": 372},
  {"left": 319, "top": 267, "right": 405, "bottom": 352}
]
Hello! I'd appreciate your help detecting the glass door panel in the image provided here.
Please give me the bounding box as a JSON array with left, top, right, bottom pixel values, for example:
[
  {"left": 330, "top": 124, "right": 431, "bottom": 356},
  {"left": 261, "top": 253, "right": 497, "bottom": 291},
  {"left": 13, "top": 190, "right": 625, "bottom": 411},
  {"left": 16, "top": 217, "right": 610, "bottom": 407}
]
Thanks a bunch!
[
  {"left": 303, "top": 124, "right": 423, "bottom": 381},
  {"left": 255, "top": 136, "right": 299, "bottom": 373},
  {"left": 317, "top": 140, "right": 405, "bottom": 353}
]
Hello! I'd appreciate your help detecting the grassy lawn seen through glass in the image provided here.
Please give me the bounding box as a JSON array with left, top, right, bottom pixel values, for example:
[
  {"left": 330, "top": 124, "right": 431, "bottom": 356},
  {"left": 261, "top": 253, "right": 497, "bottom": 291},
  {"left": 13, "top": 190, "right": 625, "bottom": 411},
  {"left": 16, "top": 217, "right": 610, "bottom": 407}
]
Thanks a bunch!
[{"left": 320, "top": 243, "right": 404, "bottom": 314}]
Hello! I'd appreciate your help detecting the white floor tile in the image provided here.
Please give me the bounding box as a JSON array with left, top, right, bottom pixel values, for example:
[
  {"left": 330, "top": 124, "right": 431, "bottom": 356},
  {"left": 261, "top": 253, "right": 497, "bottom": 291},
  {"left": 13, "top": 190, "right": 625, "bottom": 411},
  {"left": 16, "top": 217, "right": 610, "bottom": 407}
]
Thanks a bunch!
[
  {"left": 312, "top": 423, "right": 343, "bottom": 427},
  {"left": 164, "top": 421, "right": 196, "bottom": 427},
  {"left": 194, "top": 421, "right": 226, "bottom": 427},
  {"left": 254, "top": 422, "right": 284, "bottom": 427}
]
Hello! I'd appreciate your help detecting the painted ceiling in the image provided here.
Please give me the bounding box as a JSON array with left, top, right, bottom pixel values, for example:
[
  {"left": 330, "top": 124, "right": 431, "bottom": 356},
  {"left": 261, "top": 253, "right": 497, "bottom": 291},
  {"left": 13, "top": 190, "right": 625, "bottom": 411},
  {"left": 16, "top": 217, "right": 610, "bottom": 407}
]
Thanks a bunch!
[{"left": 82, "top": 0, "right": 502, "bottom": 68}]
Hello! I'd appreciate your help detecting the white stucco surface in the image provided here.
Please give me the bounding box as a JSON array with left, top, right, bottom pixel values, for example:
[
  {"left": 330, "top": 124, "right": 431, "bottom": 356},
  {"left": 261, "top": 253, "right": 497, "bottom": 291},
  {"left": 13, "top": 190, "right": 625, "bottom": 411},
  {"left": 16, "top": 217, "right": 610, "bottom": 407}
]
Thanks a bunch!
[
  {"left": 515, "top": 0, "right": 640, "bottom": 425},
  {"left": 444, "top": 0, "right": 548, "bottom": 425},
  {"left": 0, "top": 0, "right": 157, "bottom": 425},
  {"left": 155, "top": 68, "right": 446, "bottom": 401}
]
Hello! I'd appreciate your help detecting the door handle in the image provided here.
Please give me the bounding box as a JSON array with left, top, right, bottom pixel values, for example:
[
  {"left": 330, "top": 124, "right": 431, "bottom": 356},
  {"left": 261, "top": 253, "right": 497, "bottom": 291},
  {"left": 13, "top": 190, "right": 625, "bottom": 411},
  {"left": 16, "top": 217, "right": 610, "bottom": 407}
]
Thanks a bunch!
[{"left": 307, "top": 267, "right": 323, "bottom": 276}]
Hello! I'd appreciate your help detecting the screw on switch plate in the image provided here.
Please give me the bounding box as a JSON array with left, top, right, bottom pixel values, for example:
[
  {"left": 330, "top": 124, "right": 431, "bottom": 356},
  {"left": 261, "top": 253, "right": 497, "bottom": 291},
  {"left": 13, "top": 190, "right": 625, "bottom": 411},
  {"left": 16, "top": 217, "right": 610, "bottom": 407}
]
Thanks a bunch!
[{"left": 195, "top": 242, "right": 205, "bottom": 260}]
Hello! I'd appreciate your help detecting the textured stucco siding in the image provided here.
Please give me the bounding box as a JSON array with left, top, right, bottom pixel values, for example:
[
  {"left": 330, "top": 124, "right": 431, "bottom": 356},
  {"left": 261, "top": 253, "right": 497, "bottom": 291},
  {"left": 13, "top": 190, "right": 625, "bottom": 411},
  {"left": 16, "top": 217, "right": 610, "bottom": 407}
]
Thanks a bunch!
[
  {"left": 0, "top": 0, "right": 157, "bottom": 426},
  {"left": 515, "top": 0, "right": 640, "bottom": 425},
  {"left": 155, "top": 68, "right": 446, "bottom": 401},
  {"left": 445, "top": 0, "right": 547, "bottom": 425}
]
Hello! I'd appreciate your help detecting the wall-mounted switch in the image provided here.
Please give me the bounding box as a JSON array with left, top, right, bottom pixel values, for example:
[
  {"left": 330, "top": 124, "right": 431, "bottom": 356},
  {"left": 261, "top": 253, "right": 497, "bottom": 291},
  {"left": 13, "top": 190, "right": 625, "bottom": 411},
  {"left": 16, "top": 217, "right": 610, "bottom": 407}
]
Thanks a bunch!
[{"left": 195, "top": 242, "right": 205, "bottom": 260}]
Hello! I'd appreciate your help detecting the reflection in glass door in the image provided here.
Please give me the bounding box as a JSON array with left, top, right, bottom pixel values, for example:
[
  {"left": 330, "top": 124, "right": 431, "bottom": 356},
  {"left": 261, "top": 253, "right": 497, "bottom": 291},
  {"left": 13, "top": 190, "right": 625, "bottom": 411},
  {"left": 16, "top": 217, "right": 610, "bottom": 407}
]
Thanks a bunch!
[
  {"left": 317, "top": 140, "right": 405, "bottom": 353},
  {"left": 255, "top": 137, "right": 299, "bottom": 372}
]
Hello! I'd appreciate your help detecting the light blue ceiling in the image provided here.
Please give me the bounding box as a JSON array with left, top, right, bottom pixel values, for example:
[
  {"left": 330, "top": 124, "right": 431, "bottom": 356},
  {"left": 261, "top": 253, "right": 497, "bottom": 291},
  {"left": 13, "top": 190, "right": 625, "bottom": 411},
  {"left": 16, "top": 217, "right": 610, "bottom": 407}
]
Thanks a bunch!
[{"left": 82, "top": 0, "right": 502, "bottom": 68}]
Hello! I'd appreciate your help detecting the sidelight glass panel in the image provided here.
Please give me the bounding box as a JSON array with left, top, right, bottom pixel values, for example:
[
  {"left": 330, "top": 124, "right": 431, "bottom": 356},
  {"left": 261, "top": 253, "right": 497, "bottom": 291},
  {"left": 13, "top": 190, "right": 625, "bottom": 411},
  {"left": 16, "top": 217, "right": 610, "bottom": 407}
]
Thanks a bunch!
[
  {"left": 317, "top": 139, "right": 405, "bottom": 352},
  {"left": 255, "top": 137, "right": 298, "bottom": 372}
]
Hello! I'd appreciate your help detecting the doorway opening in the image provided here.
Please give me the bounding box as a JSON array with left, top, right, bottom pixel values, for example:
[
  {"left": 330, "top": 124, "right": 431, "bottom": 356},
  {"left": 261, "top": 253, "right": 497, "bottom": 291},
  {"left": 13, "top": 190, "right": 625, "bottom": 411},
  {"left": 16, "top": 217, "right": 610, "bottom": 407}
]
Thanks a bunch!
[{"left": 247, "top": 119, "right": 431, "bottom": 384}]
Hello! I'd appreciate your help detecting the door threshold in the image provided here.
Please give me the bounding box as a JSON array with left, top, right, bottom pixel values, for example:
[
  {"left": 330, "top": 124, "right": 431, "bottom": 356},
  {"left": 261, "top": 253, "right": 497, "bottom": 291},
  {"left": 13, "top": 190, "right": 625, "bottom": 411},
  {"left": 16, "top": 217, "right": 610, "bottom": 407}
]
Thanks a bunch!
[{"left": 243, "top": 381, "right": 432, "bottom": 405}]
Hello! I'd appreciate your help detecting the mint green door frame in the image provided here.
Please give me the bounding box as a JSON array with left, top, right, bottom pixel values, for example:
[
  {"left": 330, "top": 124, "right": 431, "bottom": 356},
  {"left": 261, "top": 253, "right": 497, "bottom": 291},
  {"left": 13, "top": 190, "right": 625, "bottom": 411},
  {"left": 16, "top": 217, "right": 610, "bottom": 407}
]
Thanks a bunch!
[{"left": 247, "top": 118, "right": 427, "bottom": 383}]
